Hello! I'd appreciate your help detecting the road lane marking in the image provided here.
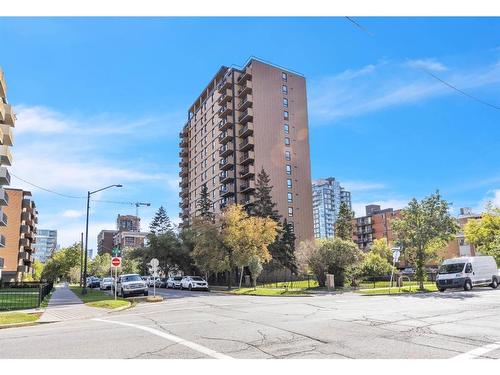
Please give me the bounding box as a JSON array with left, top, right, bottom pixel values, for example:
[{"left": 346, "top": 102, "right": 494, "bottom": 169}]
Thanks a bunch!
[
  {"left": 453, "top": 341, "right": 500, "bottom": 359},
  {"left": 92, "top": 318, "right": 233, "bottom": 359}
]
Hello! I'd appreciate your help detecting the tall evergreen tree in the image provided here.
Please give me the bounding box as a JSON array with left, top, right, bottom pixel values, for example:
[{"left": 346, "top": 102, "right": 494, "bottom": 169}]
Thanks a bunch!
[
  {"left": 149, "top": 206, "right": 173, "bottom": 235},
  {"left": 270, "top": 219, "right": 297, "bottom": 273},
  {"left": 197, "top": 183, "right": 215, "bottom": 221},
  {"left": 252, "top": 167, "right": 281, "bottom": 221},
  {"left": 335, "top": 201, "right": 354, "bottom": 241}
]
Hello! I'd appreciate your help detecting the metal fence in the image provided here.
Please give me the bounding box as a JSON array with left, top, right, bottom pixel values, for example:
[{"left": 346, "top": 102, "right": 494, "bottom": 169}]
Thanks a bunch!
[{"left": 0, "top": 282, "right": 53, "bottom": 311}]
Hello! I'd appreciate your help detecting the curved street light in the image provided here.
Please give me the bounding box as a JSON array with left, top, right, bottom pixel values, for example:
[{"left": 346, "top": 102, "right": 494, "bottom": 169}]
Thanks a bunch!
[{"left": 82, "top": 184, "right": 123, "bottom": 295}]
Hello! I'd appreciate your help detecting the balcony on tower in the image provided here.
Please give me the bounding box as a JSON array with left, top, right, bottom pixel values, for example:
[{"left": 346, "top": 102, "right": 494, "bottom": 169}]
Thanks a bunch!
[
  {"left": 238, "top": 108, "right": 253, "bottom": 124},
  {"left": 220, "top": 185, "right": 235, "bottom": 198},
  {"left": 240, "top": 180, "right": 255, "bottom": 194},
  {"left": 237, "top": 68, "right": 252, "bottom": 85},
  {"left": 218, "top": 130, "right": 233, "bottom": 145},
  {"left": 237, "top": 80, "right": 253, "bottom": 98},
  {"left": 238, "top": 136, "right": 254, "bottom": 152},
  {"left": 237, "top": 95, "right": 253, "bottom": 112},
  {"left": 0, "top": 146, "right": 12, "bottom": 166},
  {"left": 239, "top": 165, "right": 255, "bottom": 180},
  {"left": 217, "top": 78, "right": 231, "bottom": 94},
  {"left": 219, "top": 170, "right": 235, "bottom": 184},
  {"left": 219, "top": 157, "right": 234, "bottom": 171},
  {"left": 218, "top": 116, "right": 234, "bottom": 132},
  {"left": 0, "top": 188, "right": 8, "bottom": 206},
  {"left": 218, "top": 105, "right": 232, "bottom": 118},
  {"left": 238, "top": 122, "right": 254, "bottom": 138},
  {"left": 0, "top": 167, "right": 10, "bottom": 185},
  {"left": 218, "top": 89, "right": 232, "bottom": 106},
  {"left": 240, "top": 150, "right": 255, "bottom": 166},
  {"left": 0, "top": 125, "right": 13, "bottom": 146}
]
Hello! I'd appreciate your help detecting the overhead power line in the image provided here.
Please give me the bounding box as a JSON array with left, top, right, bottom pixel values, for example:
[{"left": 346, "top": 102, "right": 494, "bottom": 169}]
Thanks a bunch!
[{"left": 343, "top": 17, "right": 500, "bottom": 111}]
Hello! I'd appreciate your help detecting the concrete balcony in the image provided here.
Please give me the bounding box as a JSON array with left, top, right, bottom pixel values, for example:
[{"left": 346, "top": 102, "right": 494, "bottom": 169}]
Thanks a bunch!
[
  {"left": 22, "top": 199, "right": 34, "bottom": 211},
  {"left": 238, "top": 122, "right": 254, "bottom": 137},
  {"left": 0, "top": 235, "right": 5, "bottom": 247},
  {"left": 238, "top": 108, "right": 253, "bottom": 124},
  {"left": 240, "top": 151, "right": 255, "bottom": 166},
  {"left": 179, "top": 199, "right": 189, "bottom": 209},
  {"left": 240, "top": 180, "right": 255, "bottom": 194},
  {"left": 237, "top": 95, "right": 253, "bottom": 111},
  {"left": 0, "top": 210, "right": 6, "bottom": 226},
  {"left": 179, "top": 178, "right": 188, "bottom": 188},
  {"left": 179, "top": 148, "right": 188, "bottom": 157},
  {"left": 21, "top": 211, "right": 33, "bottom": 225},
  {"left": 0, "top": 103, "right": 4, "bottom": 123},
  {"left": 219, "top": 157, "right": 234, "bottom": 171},
  {"left": 19, "top": 237, "right": 30, "bottom": 247},
  {"left": 0, "top": 124, "right": 13, "bottom": 146},
  {"left": 3, "top": 104, "right": 15, "bottom": 126},
  {"left": 239, "top": 165, "right": 255, "bottom": 180},
  {"left": 240, "top": 197, "right": 253, "bottom": 207},
  {"left": 179, "top": 138, "right": 189, "bottom": 148},
  {"left": 179, "top": 189, "right": 189, "bottom": 198},
  {"left": 237, "top": 69, "right": 252, "bottom": 84},
  {"left": 237, "top": 81, "right": 253, "bottom": 98},
  {"left": 0, "top": 70, "right": 6, "bottom": 99},
  {"left": 218, "top": 131, "right": 233, "bottom": 145},
  {"left": 0, "top": 146, "right": 12, "bottom": 166},
  {"left": 238, "top": 136, "right": 254, "bottom": 152},
  {"left": 179, "top": 158, "right": 188, "bottom": 168},
  {"left": 219, "top": 171, "right": 235, "bottom": 184},
  {"left": 218, "top": 116, "right": 233, "bottom": 132},
  {"left": 217, "top": 79, "right": 231, "bottom": 93},
  {"left": 219, "top": 143, "right": 234, "bottom": 158},
  {"left": 220, "top": 185, "right": 235, "bottom": 198},
  {"left": 17, "top": 265, "right": 30, "bottom": 274},
  {"left": 0, "top": 167, "right": 10, "bottom": 185},
  {"left": 19, "top": 251, "right": 32, "bottom": 262},
  {"left": 218, "top": 105, "right": 232, "bottom": 118},
  {"left": 218, "top": 89, "right": 232, "bottom": 105},
  {"left": 0, "top": 188, "right": 8, "bottom": 206}
]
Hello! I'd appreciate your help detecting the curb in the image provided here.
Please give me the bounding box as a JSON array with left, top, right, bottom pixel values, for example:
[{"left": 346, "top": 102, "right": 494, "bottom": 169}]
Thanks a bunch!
[
  {"left": 0, "top": 321, "right": 40, "bottom": 330},
  {"left": 106, "top": 301, "right": 133, "bottom": 313},
  {"left": 210, "top": 290, "right": 312, "bottom": 297}
]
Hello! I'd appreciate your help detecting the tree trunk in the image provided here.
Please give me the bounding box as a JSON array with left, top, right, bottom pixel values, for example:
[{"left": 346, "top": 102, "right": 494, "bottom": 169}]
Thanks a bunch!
[{"left": 417, "top": 247, "right": 425, "bottom": 290}]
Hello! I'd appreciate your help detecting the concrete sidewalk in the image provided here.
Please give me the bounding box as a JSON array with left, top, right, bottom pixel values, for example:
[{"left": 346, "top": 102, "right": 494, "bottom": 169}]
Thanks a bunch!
[{"left": 39, "top": 283, "right": 107, "bottom": 323}]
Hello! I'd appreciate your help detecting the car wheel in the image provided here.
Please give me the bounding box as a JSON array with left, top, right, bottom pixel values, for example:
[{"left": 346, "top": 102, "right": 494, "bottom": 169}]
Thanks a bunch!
[
  {"left": 144, "top": 290, "right": 149, "bottom": 296},
  {"left": 491, "top": 278, "right": 498, "bottom": 289},
  {"left": 121, "top": 288, "right": 126, "bottom": 298},
  {"left": 189, "top": 284, "right": 192, "bottom": 291},
  {"left": 180, "top": 284, "right": 183, "bottom": 290},
  {"left": 464, "top": 280, "right": 472, "bottom": 291},
  {"left": 438, "top": 288, "right": 446, "bottom": 292}
]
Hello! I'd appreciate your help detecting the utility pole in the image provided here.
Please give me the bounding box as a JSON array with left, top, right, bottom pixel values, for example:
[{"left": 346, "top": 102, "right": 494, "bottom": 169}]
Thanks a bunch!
[{"left": 80, "top": 232, "right": 84, "bottom": 287}]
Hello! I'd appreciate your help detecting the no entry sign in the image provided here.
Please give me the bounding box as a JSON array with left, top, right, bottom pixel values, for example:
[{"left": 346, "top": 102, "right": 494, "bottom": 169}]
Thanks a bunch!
[{"left": 111, "top": 257, "right": 122, "bottom": 267}]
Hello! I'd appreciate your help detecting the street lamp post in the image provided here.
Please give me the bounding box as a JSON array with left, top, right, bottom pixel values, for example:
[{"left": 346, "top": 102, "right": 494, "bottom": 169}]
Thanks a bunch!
[{"left": 82, "top": 184, "right": 123, "bottom": 295}]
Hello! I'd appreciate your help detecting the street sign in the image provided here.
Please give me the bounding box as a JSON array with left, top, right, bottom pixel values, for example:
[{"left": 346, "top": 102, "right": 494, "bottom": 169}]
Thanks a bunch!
[
  {"left": 111, "top": 257, "right": 122, "bottom": 267},
  {"left": 111, "top": 247, "right": 120, "bottom": 256},
  {"left": 391, "top": 247, "right": 401, "bottom": 263},
  {"left": 149, "top": 258, "right": 160, "bottom": 297}
]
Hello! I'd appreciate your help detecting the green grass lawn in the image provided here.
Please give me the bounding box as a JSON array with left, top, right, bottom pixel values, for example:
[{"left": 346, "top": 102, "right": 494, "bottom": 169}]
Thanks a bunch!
[
  {"left": 258, "top": 279, "right": 319, "bottom": 289},
  {"left": 357, "top": 283, "right": 438, "bottom": 295},
  {"left": 69, "top": 287, "right": 130, "bottom": 309},
  {"left": 0, "top": 312, "right": 39, "bottom": 326},
  {"left": 0, "top": 289, "right": 40, "bottom": 310},
  {"left": 229, "top": 287, "right": 309, "bottom": 296}
]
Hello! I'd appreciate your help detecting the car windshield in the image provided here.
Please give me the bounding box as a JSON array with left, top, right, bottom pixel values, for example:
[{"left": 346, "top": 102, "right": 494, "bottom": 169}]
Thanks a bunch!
[
  {"left": 122, "top": 275, "right": 142, "bottom": 282},
  {"left": 191, "top": 277, "right": 204, "bottom": 281},
  {"left": 439, "top": 263, "right": 465, "bottom": 274},
  {"left": 103, "top": 278, "right": 113, "bottom": 282}
]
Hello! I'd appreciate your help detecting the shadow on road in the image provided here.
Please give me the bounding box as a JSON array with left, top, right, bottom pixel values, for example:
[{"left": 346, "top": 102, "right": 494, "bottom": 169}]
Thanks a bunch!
[{"left": 396, "top": 288, "right": 498, "bottom": 300}]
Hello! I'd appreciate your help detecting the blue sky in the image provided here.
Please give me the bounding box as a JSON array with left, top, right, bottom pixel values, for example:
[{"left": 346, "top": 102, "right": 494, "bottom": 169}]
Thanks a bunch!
[{"left": 0, "top": 17, "right": 499, "bottom": 250}]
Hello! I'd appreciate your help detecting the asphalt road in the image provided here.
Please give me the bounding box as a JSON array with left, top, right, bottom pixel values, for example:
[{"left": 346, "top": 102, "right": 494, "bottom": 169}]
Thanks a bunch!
[{"left": 1, "top": 286, "right": 500, "bottom": 359}]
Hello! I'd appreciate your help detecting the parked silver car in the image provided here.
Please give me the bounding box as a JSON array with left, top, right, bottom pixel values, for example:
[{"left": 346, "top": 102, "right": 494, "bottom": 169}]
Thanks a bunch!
[
  {"left": 180, "top": 276, "right": 209, "bottom": 291},
  {"left": 167, "top": 276, "right": 183, "bottom": 289},
  {"left": 100, "top": 277, "right": 114, "bottom": 290},
  {"left": 114, "top": 274, "right": 148, "bottom": 297}
]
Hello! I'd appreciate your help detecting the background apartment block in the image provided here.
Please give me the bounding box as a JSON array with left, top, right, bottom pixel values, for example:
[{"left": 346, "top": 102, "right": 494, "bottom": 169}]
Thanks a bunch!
[
  {"left": 312, "top": 177, "right": 351, "bottom": 238},
  {"left": 0, "top": 69, "right": 15, "bottom": 278},
  {"left": 179, "top": 58, "right": 314, "bottom": 244},
  {"left": 97, "top": 214, "right": 147, "bottom": 255},
  {"left": 352, "top": 204, "right": 400, "bottom": 251},
  {"left": 0, "top": 189, "right": 38, "bottom": 282},
  {"left": 32, "top": 229, "right": 57, "bottom": 263}
]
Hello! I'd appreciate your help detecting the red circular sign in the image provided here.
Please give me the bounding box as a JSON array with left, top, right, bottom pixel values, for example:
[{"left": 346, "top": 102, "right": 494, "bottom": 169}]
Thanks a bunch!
[{"left": 111, "top": 257, "right": 121, "bottom": 267}]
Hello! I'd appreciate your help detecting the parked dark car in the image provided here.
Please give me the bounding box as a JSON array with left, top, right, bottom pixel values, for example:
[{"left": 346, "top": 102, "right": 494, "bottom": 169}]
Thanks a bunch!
[{"left": 159, "top": 278, "right": 168, "bottom": 288}]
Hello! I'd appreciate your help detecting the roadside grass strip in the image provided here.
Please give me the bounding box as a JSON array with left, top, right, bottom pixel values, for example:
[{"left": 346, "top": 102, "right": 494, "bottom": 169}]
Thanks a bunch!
[
  {"left": 357, "top": 283, "right": 438, "bottom": 296},
  {"left": 230, "top": 287, "right": 308, "bottom": 296},
  {"left": 0, "top": 312, "right": 39, "bottom": 327},
  {"left": 93, "top": 318, "right": 233, "bottom": 359},
  {"left": 70, "top": 287, "right": 130, "bottom": 309}
]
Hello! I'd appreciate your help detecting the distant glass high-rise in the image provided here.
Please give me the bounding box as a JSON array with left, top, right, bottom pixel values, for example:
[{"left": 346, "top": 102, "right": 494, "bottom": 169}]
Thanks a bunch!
[
  {"left": 33, "top": 229, "right": 57, "bottom": 263},
  {"left": 312, "top": 178, "right": 351, "bottom": 239}
]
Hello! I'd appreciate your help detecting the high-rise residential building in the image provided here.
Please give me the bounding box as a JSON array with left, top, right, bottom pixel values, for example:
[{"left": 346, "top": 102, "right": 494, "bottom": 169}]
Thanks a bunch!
[
  {"left": 33, "top": 229, "right": 57, "bottom": 263},
  {"left": 351, "top": 205, "right": 401, "bottom": 251},
  {"left": 0, "top": 68, "right": 15, "bottom": 279},
  {"left": 0, "top": 189, "right": 38, "bottom": 282},
  {"left": 97, "top": 229, "right": 116, "bottom": 255},
  {"left": 97, "top": 214, "right": 147, "bottom": 255},
  {"left": 312, "top": 178, "right": 351, "bottom": 238},
  {"left": 178, "top": 58, "right": 314, "bottom": 244}
]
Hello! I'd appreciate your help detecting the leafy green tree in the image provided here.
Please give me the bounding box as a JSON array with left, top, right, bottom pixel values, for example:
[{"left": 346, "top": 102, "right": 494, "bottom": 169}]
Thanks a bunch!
[
  {"left": 251, "top": 167, "right": 281, "bottom": 221},
  {"left": 464, "top": 205, "right": 500, "bottom": 263},
  {"left": 88, "top": 253, "right": 112, "bottom": 278},
  {"left": 248, "top": 255, "right": 263, "bottom": 289},
  {"left": 361, "top": 252, "right": 392, "bottom": 278},
  {"left": 392, "top": 191, "right": 459, "bottom": 290},
  {"left": 370, "top": 238, "right": 392, "bottom": 263},
  {"left": 41, "top": 243, "right": 81, "bottom": 282},
  {"left": 192, "top": 218, "right": 230, "bottom": 276},
  {"left": 31, "top": 260, "right": 44, "bottom": 281},
  {"left": 149, "top": 206, "right": 174, "bottom": 235},
  {"left": 296, "top": 238, "right": 363, "bottom": 287},
  {"left": 120, "top": 257, "right": 141, "bottom": 275},
  {"left": 335, "top": 201, "right": 354, "bottom": 241},
  {"left": 197, "top": 183, "right": 214, "bottom": 222}
]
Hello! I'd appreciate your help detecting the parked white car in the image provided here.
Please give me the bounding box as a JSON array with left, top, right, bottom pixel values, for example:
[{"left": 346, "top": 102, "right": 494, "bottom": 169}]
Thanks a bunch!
[
  {"left": 148, "top": 277, "right": 161, "bottom": 287},
  {"left": 180, "top": 276, "right": 209, "bottom": 291},
  {"left": 167, "top": 276, "right": 183, "bottom": 289},
  {"left": 114, "top": 274, "right": 149, "bottom": 297},
  {"left": 100, "top": 277, "right": 114, "bottom": 290},
  {"left": 436, "top": 256, "right": 499, "bottom": 292}
]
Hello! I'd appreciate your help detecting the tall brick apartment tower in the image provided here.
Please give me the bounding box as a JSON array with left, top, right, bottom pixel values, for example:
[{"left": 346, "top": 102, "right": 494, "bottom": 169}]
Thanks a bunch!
[
  {"left": 179, "top": 58, "right": 314, "bottom": 244},
  {"left": 0, "top": 68, "right": 15, "bottom": 280}
]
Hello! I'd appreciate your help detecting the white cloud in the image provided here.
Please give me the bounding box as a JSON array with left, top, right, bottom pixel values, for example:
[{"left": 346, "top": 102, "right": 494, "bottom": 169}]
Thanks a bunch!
[
  {"left": 342, "top": 181, "right": 386, "bottom": 192},
  {"left": 61, "top": 209, "right": 84, "bottom": 218},
  {"left": 406, "top": 58, "right": 448, "bottom": 72},
  {"left": 309, "top": 58, "right": 500, "bottom": 123}
]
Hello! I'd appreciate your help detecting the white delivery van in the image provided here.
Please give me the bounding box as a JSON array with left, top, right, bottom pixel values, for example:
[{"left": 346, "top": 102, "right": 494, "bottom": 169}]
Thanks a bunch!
[{"left": 436, "top": 256, "right": 499, "bottom": 292}]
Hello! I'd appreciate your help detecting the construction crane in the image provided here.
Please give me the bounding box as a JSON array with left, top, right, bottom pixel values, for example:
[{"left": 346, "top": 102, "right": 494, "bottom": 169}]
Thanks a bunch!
[{"left": 135, "top": 202, "right": 151, "bottom": 217}]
